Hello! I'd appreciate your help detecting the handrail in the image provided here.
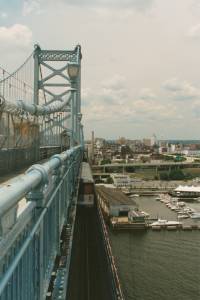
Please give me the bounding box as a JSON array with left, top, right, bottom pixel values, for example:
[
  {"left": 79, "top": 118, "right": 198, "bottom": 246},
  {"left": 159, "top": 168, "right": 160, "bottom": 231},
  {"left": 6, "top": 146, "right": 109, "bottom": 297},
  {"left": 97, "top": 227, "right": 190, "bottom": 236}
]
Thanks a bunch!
[
  {"left": 0, "top": 145, "right": 83, "bottom": 300},
  {"left": 0, "top": 146, "right": 81, "bottom": 218}
]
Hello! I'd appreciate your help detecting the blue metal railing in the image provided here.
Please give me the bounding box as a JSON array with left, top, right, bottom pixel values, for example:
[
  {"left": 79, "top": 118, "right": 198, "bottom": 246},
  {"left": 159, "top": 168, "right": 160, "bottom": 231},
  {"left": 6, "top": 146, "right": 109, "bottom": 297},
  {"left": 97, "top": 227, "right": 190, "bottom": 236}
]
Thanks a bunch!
[{"left": 0, "top": 146, "right": 83, "bottom": 300}]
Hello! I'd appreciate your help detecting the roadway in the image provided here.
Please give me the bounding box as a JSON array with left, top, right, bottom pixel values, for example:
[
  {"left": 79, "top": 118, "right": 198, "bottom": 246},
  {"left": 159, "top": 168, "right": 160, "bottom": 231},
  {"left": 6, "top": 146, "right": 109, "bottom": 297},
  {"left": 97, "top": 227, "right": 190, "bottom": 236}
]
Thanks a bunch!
[
  {"left": 66, "top": 205, "right": 114, "bottom": 300},
  {"left": 92, "top": 161, "right": 200, "bottom": 169}
]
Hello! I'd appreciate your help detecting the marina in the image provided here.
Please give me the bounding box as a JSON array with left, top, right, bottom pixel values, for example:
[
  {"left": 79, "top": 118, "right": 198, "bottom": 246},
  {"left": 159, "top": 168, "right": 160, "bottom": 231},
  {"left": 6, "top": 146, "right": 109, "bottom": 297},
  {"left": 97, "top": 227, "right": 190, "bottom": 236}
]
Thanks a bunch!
[
  {"left": 104, "top": 187, "right": 200, "bottom": 230},
  {"left": 108, "top": 187, "right": 200, "bottom": 299},
  {"left": 155, "top": 193, "right": 200, "bottom": 222}
]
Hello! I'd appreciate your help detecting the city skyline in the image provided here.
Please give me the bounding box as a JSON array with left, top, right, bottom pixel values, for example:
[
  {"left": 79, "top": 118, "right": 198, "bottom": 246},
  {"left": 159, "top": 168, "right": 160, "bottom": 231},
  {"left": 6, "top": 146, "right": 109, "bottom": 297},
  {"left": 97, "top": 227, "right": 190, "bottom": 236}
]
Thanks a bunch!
[{"left": 1, "top": 1, "right": 200, "bottom": 139}]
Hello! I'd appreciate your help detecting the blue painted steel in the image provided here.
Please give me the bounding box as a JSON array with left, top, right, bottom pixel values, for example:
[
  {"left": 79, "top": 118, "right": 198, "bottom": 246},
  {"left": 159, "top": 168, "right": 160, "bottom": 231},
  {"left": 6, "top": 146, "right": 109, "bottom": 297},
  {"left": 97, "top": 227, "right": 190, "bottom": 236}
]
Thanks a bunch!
[
  {"left": 0, "top": 44, "right": 83, "bottom": 174},
  {"left": 0, "top": 93, "right": 73, "bottom": 116},
  {"left": 0, "top": 146, "right": 83, "bottom": 300}
]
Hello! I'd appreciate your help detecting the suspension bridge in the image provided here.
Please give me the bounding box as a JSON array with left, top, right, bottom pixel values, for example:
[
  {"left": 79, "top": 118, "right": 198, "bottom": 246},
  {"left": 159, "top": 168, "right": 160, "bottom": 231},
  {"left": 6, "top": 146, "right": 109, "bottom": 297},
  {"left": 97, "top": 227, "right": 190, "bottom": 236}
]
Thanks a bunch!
[{"left": 0, "top": 45, "right": 124, "bottom": 300}]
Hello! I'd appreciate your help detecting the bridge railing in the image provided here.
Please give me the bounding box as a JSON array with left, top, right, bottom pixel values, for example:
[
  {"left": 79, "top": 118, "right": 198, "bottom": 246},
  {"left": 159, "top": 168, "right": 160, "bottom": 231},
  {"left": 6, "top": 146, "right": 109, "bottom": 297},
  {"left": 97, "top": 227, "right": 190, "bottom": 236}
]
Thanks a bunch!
[{"left": 0, "top": 146, "right": 83, "bottom": 300}]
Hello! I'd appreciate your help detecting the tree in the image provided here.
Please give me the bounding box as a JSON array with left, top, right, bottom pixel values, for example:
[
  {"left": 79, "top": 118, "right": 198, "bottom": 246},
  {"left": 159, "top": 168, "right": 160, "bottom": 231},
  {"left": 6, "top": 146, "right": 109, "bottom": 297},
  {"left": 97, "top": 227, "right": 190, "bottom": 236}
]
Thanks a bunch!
[
  {"left": 174, "top": 155, "right": 186, "bottom": 162},
  {"left": 159, "top": 169, "right": 186, "bottom": 180},
  {"left": 100, "top": 159, "right": 111, "bottom": 165},
  {"left": 159, "top": 172, "right": 169, "bottom": 180},
  {"left": 168, "top": 169, "right": 185, "bottom": 180},
  {"left": 106, "top": 177, "right": 113, "bottom": 184},
  {"left": 163, "top": 155, "right": 174, "bottom": 161}
]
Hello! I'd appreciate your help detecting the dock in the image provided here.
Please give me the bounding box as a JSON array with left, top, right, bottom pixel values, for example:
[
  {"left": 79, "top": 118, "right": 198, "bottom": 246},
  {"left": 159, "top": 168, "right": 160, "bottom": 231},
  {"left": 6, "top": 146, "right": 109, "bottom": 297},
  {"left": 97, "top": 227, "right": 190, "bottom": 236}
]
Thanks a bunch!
[
  {"left": 110, "top": 218, "right": 200, "bottom": 231},
  {"left": 111, "top": 218, "right": 147, "bottom": 230}
]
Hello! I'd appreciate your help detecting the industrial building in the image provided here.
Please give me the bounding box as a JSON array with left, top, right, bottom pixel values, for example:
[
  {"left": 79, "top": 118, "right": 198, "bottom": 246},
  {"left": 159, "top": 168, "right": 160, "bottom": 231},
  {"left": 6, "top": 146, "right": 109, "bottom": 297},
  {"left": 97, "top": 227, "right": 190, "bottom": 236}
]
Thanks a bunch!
[
  {"left": 96, "top": 185, "right": 137, "bottom": 217},
  {"left": 111, "top": 173, "right": 131, "bottom": 188}
]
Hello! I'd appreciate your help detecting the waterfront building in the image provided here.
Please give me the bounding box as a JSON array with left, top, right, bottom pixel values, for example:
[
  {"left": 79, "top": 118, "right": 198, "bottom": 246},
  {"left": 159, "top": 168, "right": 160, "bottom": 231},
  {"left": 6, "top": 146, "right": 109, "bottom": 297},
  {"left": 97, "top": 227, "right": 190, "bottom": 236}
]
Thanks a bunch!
[
  {"left": 128, "top": 210, "right": 146, "bottom": 223},
  {"left": 182, "top": 149, "right": 200, "bottom": 157},
  {"left": 173, "top": 185, "right": 200, "bottom": 199},
  {"left": 111, "top": 173, "right": 131, "bottom": 188},
  {"left": 96, "top": 185, "right": 137, "bottom": 217}
]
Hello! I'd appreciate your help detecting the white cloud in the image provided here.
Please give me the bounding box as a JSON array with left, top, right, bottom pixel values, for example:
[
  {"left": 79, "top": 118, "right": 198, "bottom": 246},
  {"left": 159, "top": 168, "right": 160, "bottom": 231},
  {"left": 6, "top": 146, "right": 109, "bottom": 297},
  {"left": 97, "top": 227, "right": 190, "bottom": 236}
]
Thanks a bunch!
[
  {"left": 82, "top": 75, "right": 182, "bottom": 128},
  {"left": 64, "top": 0, "right": 154, "bottom": 10},
  {"left": 0, "top": 12, "right": 8, "bottom": 19},
  {"left": 82, "top": 74, "right": 200, "bottom": 138},
  {"left": 162, "top": 78, "right": 200, "bottom": 101},
  {"left": 82, "top": 75, "right": 131, "bottom": 122},
  {"left": 191, "top": 0, "right": 200, "bottom": 17},
  {"left": 1, "top": 0, "right": 200, "bottom": 139},
  {"left": 0, "top": 24, "right": 32, "bottom": 50},
  {"left": 22, "top": 0, "right": 42, "bottom": 16},
  {"left": 101, "top": 74, "right": 126, "bottom": 90},
  {"left": 92, "top": 7, "right": 134, "bottom": 19},
  {"left": 22, "top": 0, "right": 154, "bottom": 14},
  {"left": 139, "top": 88, "right": 156, "bottom": 100},
  {"left": 188, "top": 23, "right": 200, "bottom": 38}
]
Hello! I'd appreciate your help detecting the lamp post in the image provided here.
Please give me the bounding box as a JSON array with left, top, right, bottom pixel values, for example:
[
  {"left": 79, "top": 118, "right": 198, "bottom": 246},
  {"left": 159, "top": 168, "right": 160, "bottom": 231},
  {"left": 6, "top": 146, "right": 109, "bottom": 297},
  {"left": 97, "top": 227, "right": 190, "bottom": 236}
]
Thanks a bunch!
[
  {"left": 80, "top": 124, "right": 84, "bottom": 148},
  {"left": 67, "top": 62, "right": 80, "bottom": 147},
  {"left": 67, "top": 63, "right": 79, "bottom": 81},
  {"left": 77, "top": 112, "right": 82, "bottom": 143}
]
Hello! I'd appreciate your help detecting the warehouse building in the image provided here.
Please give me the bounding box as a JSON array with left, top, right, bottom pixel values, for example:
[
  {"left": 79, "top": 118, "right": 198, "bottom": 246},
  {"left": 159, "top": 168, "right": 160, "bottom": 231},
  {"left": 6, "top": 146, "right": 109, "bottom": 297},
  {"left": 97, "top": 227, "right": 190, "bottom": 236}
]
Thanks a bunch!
[{"left": 96, "top": 185, "right": 137, "bottom": 217}]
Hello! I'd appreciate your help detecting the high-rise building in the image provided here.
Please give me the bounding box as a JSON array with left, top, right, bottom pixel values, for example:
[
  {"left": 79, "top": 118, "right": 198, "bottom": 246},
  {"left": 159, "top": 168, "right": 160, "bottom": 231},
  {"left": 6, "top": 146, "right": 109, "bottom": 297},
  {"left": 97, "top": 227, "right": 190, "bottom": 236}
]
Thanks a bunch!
[{"left": 151, "top": 134, "right": 157, "bottom": 146}]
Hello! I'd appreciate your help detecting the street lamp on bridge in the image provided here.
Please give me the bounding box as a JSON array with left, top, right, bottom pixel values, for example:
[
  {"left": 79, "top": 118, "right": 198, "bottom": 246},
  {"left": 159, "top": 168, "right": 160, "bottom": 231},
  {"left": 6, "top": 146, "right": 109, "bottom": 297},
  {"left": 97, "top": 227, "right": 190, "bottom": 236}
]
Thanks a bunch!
[
  {"left": 67, "top": 62, "right": 81, "bottom": 147},
  {"left": 67, "top": 62, "right": 79, "bottom": 81}
]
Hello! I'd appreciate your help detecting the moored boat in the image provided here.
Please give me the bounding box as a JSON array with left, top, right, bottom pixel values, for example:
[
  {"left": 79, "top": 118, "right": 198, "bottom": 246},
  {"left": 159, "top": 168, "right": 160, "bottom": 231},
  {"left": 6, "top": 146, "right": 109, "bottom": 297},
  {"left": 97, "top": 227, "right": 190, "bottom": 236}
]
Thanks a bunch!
[
  {"left": 178, "top": 214, "right": 189, "bottom": 219},
  {"left": 151, "top": 219, "right": 182, "bottom": 227},
  {"left": 191, "top": 212, "right": 200, "bottom": 219}
]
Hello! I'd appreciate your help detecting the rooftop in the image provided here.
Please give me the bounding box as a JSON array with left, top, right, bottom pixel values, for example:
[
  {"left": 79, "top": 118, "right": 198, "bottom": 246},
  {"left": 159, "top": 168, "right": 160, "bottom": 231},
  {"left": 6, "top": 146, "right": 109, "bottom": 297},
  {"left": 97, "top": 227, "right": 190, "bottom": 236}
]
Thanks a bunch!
[
  {"left": 175, "top": 185, "right": 200, "bottom": 193},
  {"left": 81, "top": 162, "right": 94, "bottom": 183},
  {"left": 96, "top": 185, "right": 136, "bottom": 207},
  {"left": 111, "top": 173, "right": 130, "bottom": 178}
]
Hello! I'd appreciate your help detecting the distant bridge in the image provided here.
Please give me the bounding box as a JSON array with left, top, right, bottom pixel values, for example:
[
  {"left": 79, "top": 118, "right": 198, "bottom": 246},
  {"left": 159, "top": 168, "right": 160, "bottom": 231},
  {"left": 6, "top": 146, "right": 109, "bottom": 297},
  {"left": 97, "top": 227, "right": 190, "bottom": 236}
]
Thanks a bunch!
[{"left": 92, "top": 161, "right": 200, "bottom": 174}]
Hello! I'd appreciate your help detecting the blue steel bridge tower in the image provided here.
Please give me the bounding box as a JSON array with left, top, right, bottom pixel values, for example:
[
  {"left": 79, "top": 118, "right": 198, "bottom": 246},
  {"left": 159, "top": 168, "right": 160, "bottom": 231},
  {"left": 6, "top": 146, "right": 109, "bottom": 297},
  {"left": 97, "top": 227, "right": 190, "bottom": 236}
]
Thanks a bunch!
[{"left": 0, "top": 45, "right": 84, "bottom": 300}]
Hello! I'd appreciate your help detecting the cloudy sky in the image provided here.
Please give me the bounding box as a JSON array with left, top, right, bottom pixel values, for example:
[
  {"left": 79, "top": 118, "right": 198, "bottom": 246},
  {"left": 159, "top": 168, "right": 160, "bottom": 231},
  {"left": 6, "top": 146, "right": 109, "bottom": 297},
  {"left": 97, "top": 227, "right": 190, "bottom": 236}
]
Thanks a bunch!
[{"left": 1, "top": 0, "right": 200, "bottom": 139}]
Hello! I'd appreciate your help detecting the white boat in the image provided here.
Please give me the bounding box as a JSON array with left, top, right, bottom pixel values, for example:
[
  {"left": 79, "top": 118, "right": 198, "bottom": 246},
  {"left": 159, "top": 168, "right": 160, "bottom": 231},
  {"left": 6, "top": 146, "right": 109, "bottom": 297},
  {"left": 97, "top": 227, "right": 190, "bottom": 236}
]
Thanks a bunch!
[
  {"left": 183, "top": 207, "right": 194, "bottom": 213},
  {"left": 174, "top": 207, "right": 181, "bottom": 212},
  {"left": 178, "top": 211, "right": 186, "bottom": 215},
  {"left": 191, "top": 213, "right": 200, "bottom": 219},
  {"left": 140, "top": 211, "right": 150, "bottom": 218},
  {"left": 155, "top": 197, "right": 161, "bottom": 201},
  {"left": 178, "top": 201, "right": 185, "bottom": 207},
  {"left": 171, "top": 197, "right": 177, "bottom": 201},
  {"left": 151, "top": 219, "right": 181, "bottom": 227},
  {"left": 167, "top": 204, "right": 173, "bottom": 208},
  {"left": 170, "top": 206, "right": 177, "bottom": 211},
  {"left": 178, "top": 214, "right": 189, "bottom": 219}
]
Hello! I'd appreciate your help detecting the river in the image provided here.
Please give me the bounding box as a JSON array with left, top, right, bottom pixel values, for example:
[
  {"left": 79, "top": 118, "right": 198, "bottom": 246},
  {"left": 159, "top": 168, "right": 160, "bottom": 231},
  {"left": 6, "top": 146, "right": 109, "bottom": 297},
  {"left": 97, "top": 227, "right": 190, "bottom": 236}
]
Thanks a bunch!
[{"left": 109, "top": 196, "right": 200, "bottom": 300}]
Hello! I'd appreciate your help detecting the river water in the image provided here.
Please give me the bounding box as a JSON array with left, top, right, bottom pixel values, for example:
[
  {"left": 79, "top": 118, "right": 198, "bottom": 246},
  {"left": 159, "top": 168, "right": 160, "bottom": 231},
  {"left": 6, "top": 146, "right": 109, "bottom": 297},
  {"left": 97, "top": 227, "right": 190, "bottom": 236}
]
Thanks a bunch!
[{"left": 109, "top": 196, "right": 200, "bottom": 300}]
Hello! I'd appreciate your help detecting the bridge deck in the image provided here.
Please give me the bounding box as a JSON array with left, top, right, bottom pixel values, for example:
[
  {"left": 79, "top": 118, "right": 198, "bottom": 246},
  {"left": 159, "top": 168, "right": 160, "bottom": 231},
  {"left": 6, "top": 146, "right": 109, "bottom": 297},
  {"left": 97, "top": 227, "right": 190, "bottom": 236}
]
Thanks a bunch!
[{"left": 66, "top": 205, "right": 114, "bottom": 300}]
